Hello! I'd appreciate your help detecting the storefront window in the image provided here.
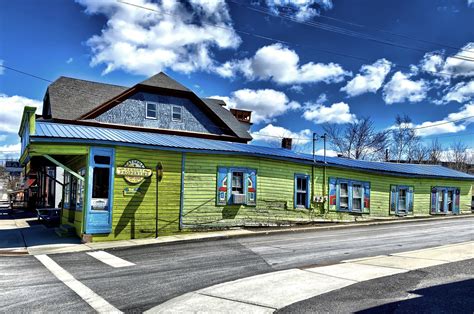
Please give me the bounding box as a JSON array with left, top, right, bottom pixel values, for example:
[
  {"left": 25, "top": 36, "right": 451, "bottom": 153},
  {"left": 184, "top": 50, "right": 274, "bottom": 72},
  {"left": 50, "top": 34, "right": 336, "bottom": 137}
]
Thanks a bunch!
[{"left": 91, "top": 167, "right": 110, "bottom": 210}]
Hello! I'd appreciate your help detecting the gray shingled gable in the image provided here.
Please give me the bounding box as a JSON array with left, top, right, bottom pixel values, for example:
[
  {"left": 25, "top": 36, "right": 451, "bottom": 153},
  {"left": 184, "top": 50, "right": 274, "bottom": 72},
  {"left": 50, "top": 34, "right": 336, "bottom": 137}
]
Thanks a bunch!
[
  {"left": 45, "top": 74, "right": 252, "bottom": 140},
  {"left": 46, "top": 76, "right": 127, "bottom": 120}
]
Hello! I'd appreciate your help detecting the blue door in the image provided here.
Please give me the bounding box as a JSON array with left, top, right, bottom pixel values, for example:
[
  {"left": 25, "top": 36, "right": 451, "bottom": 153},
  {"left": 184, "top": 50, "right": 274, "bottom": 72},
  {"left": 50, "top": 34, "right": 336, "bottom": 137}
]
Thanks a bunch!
[{"left": 85, "top": 147, "right": 115, "bottom": 234}]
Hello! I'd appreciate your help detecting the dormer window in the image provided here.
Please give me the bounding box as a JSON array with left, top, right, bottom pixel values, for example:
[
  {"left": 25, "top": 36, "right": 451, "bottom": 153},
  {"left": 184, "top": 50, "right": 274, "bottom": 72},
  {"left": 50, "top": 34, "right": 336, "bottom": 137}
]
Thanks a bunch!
[
  {"left": 172, "top": 106, "right": 182, "bottom": 122},
  {"left": 146, "top": 102, "right": 157, "bottom": 119}
]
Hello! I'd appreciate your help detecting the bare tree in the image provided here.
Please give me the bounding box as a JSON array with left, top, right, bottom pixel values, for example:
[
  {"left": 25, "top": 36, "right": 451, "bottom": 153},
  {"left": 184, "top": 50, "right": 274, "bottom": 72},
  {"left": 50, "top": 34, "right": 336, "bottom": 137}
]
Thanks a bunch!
[
  {"left": 390, "top": 114, "right": 419, "bottom": 162},
  {"left": 428, "top": 139, "right": 443, "bottom": 164},
  {"left": 323, "top": 117, "right": 389, "bottom": 160},
  {"left": 407, "top": 143, "right": 429, "bottom": 164},
  {"left": 447, "top": 141, "right": 469, "bottom": 172}
]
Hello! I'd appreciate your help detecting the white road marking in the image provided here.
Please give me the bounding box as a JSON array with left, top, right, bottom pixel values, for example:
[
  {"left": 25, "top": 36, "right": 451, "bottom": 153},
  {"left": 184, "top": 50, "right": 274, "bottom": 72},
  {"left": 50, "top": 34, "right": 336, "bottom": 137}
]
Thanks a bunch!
[
  {"left": 87, "top": 250, "right": 135, "bottom": 268},
  {"left": 35, "top": 254, "right": 122, "bottom": 313}
]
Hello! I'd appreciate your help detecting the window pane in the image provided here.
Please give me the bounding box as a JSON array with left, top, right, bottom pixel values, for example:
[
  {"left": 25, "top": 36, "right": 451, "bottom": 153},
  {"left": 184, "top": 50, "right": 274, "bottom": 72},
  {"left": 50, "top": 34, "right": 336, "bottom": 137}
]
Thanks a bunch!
[
  {"left": 296, "top": 192, "right": 306, "bottom": 206},
  {"left": 353, "top": 184, "right": 362, "bottom": 197},
  {"left": 147, "top": 103, "right": 157, "bottom": 118},
  {"left": 447, "top": 190, "right": 453, "bottom": 211},
  {"left": 340, "top": 183, "right": 348, "bottom": 196},
  {"left": 297, "top": 177, "right": 307, "bottom": 191},
  {"left": 340, "top": 197, "right": 348, "bottom": 208},
  {"left": 92, "top": 168, "right": 109, "bottom": 198},
  {"left": 172, "top": 106, "right": 182, "bottom": 121},
  {"left": 438, "top": 191, "right": 445, "bottom": 212},
  {"left": 353, "top": 198, "right": 362, "bottom": 211},
  {"left": 94, "top": 155, "right": 111, "bottom": 165},
  {"left": 231, "top": 172, "right": 244, "bottom": 194}
]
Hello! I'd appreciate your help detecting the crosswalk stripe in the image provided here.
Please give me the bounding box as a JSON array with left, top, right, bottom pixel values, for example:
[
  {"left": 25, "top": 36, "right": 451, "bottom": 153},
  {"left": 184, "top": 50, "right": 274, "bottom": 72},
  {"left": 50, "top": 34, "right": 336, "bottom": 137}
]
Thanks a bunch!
[
  {"left": 35, "top": 254, "right": 122, "bottom": 313},
  {"left": 87, "top": 250, "right": 135, "bottom": 268}
]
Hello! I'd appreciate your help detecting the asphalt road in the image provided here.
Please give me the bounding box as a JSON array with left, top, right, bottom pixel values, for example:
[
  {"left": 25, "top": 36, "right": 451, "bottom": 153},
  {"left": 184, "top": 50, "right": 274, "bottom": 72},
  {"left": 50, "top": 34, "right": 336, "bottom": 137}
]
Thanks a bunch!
[
  {"left": 278, "top": 259, "right": 474, "bottom": 313},
  {"left": 1, "top": 217, "right": 473, "bottom": 312}
]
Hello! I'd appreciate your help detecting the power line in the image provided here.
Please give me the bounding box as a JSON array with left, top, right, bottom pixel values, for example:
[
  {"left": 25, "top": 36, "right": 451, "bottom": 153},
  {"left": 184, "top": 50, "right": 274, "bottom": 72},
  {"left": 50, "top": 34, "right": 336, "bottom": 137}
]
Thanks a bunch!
[
  {"left": 0, "top": 64, "right": 53, "bottom": 83},
  {"left": 249, "top": 1, "right": 474, "bottom": 58},
  {"left": 413, "top": 115, "right": 474, "bottom": 130},
  {"left": 230, "top": 1, "right": 474, "bottom": 65}
]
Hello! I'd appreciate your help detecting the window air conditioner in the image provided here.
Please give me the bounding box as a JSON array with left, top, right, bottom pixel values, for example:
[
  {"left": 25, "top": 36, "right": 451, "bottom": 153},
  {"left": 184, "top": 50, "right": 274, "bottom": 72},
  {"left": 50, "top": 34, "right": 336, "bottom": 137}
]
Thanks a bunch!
[{"left": 232, "top": 194, "right": 246, "bottom": 204}]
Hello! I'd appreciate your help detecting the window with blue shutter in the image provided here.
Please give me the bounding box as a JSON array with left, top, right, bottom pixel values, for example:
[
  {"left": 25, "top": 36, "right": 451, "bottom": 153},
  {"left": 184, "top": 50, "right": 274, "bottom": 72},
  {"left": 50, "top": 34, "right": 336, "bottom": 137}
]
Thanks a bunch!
[
  {"left": 334, "top": 178, "right": 370, "bottom": 213},
  {"left": 216, "top": 167, "right": 257, "bottom": 206},
  {"left": 430, "top": 186, "right": 460, "bottom": 214},
  {"left": 390, "top": 185, "right": 414, "bottom": 216},
  {"left": 294, "top": 174, "right": 310, "bottom": 209}
]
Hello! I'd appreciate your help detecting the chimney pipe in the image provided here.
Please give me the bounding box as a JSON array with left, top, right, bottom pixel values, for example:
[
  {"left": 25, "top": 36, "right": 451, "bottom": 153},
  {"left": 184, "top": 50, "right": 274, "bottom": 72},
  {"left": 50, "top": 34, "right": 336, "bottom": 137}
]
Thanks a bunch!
[{"left": 282, "top": 138, "right": 292, "bottom": 150}]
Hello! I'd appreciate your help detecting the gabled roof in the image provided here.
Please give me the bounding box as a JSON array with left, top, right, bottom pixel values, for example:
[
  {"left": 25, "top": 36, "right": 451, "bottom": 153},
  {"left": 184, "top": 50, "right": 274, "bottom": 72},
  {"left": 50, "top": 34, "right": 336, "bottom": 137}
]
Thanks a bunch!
[
  {"left": 43, "top": 73, "right": 252, "bottom": 141},
  {"left": 202, "top": 98, "right": 252, "bottom": 140},
  {"left": 138, "top": 72, "right": 191, "bottom": 92},
  {"left": 45, "top": 77, "right": 127, "bottom": 120},
  {"left": 33, "top": 121, "right": 474, "bottom": 181}
]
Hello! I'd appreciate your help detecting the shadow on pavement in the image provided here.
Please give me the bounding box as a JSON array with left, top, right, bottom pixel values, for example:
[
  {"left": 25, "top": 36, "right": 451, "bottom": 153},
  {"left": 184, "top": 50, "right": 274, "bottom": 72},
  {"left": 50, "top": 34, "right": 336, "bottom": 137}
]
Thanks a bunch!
[{"left": 357, "top": 279, "right": 474, "bottom": 314}]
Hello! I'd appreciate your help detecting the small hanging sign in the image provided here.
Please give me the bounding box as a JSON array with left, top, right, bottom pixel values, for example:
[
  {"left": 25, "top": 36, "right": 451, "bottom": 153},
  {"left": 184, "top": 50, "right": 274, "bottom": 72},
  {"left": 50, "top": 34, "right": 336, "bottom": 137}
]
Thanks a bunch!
[
  {"left": 123, "top": 187, "right": 142, "bottom": 196},
  {"left": 116, "top": 159, "right": 152, "bottom": 184}
]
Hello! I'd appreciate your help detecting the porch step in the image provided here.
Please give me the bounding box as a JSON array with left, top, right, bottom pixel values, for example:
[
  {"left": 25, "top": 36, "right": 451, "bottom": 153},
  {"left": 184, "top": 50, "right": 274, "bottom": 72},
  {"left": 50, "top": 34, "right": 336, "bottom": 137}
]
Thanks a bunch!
[{"left": 55, "top": 224, "right": 77, "bottom": 238}]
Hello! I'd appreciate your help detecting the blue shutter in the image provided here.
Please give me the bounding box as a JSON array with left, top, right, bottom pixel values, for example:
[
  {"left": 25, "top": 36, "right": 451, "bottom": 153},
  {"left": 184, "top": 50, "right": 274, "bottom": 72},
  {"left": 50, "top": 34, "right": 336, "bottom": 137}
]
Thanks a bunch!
[
  {"left": 305, "top": 175, "right": 311, "bottom": 209},
  {"left": 216, "top": 167, "right": 228, "bottom": 206},
  {"left": 348, "top": 182, "right": 353, "bottom": 212},
  {"left": 407, "top": 186, "right": 414, "bottom": 214},
  {"left": 328, "top": 177, "right": 337, "bottom": 210},
  {"left": 390, "top": 185, "right": 398, "bottom": 215},
  {"left": 454, "top": 188, "right": 460, "bottom": 214},
  {"left": 363, "top": 182, "right": 370, "bottom": 213},
  {"left": 430, "top": 187, "right": 437, "bottom": 214},
  {"left": 246, "top": 169, "right": 257, "bottom": 206}
]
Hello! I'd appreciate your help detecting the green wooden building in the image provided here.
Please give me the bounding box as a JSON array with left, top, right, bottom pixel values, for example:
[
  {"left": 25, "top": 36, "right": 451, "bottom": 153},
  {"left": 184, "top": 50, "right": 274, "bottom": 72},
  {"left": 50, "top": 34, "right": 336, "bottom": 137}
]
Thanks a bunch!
[{"left": 18, "top": 73, "right": 474, "bottom": 242}]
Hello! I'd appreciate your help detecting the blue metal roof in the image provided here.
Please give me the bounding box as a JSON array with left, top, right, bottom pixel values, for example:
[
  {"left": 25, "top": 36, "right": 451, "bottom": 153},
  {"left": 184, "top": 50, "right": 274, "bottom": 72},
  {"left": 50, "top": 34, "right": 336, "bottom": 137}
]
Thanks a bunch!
[{"left": 32, "top": 121, "right": 474, "bottom": 180}]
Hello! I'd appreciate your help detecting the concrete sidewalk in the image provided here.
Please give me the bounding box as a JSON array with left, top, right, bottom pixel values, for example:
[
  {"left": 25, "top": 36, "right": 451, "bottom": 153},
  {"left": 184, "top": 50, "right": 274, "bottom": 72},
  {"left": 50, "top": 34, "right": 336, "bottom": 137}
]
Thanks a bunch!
[
  {"left": 1, "top": 213, "right": 473, "bottom": 256},
  {"left": 145, "top": 241, "right": 474, "bottom": 313}
]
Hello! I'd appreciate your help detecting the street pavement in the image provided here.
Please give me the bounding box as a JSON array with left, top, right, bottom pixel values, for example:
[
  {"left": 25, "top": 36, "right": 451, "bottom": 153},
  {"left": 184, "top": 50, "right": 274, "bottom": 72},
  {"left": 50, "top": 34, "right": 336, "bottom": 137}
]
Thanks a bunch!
[{"left": 0, "top": 217, "right": 473, "bottom": 312}]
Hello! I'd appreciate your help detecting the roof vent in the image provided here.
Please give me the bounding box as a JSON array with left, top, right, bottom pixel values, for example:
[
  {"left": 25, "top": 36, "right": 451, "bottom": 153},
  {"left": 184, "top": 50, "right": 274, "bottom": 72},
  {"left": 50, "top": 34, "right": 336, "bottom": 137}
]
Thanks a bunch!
[{"left": 230, "top": 108, "right": 252, "bottom": 124}]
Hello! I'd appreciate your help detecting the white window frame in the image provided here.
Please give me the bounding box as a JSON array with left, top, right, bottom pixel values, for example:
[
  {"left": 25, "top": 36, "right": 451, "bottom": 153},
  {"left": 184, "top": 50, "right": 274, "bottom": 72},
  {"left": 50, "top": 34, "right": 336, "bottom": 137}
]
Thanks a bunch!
[
  {"left": 172, "top": 105, "right": 182, "bottom": 122},
  {"left": 146, "top": 102, "right": 157, "bottom": 119}
]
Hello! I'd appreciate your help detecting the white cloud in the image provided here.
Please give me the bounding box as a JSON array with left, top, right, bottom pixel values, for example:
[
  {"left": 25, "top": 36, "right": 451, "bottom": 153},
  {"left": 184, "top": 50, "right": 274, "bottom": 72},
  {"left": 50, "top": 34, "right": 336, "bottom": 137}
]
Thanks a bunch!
[
  {"left": 341, "top": 59, "right": 392, "bottom": 97},
  {"left": 210, "top": 89, "right": 300, "bottom": 123},
  {"left": 265, "top": 0, "right": 333, "bottom": 21},
  {"left": 302, "top": 101, "right": 356, "bottom": 124},
  {"left": 0, "top": 94, "right": 42, "bottom": 133},
  {"left": 0, "top": 135, "right": 7, "bottom": 142},
  {"left": 410, "top": 103, "right": 474, "bottom": 137},
  {"left": 76, "top": 0, "right": 240, "bottom": 75},
  {"left": 468, "top": 0, "right": 474, "bottom": 8},
  {"left": 66, "top": 57, "right": 74, "bottom": 64},
  {"left": 382, "top": 71, "right": 429, "bottom": 104},
  {"left": 215, "top": 43, "right": 351, "bottom": 85},
  {"left": 314, "top": 148, "right": 338, "bottom": 157},
  {"left": 0, "top": 143, "right": 21, "bottom": 159},
  {"left": 420, "top": 43, "right": 474, "bottom": 78},
  {"left": 443, "top": 80, "right": 474, "bottom": 103},
  {"left": 0, "top": 59, "right": 4, "bottom": 75},
  {"left": 251, "top": 124, "right": 312, "bottom": 145}
]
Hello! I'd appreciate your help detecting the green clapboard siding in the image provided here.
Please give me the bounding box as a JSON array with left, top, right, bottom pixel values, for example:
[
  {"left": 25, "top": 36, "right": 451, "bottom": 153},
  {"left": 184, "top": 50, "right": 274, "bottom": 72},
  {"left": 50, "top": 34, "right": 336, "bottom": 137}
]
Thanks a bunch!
[
  {"left": 183, "top": 153, "right": 473, "bottom": 229},
  {"left": 318, "top": 166, "right": 473, "bottom": 217},
  {"left": 93, "top": 146, "right": 182, "bottom": 241},
  {"left": 183, "top": 153, "right": 317, "bottom": 228}
]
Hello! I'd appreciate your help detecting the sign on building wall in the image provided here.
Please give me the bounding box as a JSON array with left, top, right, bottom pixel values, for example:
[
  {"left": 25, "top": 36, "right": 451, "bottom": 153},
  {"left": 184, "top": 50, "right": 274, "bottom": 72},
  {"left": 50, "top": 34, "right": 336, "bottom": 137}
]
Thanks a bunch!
[{"left": 116, "top": 159, "right": 152, "bottom": 184}]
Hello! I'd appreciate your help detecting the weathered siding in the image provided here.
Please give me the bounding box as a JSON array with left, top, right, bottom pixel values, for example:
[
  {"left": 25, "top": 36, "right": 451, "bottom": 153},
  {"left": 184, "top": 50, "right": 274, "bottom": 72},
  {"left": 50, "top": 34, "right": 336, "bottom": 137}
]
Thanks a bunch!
[
  {"left": 183, "top": 153, "right": 473, "bottom": 229},
  {"left": 319, "top": 166, "right": 473, "bottom": 217},
  {"left": 92, "top": 146, "right": 182, "bottom": 241},
  {"left": 96, "top": 92, "right": 225, "bottom": 135},
  {"left": 183, "top": 153, "right": 317, "bottom": 228}
]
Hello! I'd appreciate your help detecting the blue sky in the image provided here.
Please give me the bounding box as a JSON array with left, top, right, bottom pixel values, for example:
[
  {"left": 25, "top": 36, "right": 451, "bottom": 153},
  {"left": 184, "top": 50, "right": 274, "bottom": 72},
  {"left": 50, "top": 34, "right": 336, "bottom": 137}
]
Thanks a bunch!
[{"left": 1, "top": 0, "right": 474, "bottom": 159}]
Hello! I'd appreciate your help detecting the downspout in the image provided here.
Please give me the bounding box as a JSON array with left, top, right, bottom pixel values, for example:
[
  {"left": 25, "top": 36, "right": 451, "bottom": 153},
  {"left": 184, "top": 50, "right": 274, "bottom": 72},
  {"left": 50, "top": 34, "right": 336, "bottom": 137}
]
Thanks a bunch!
[
  {"left": 312, "top": 133, "right": 316, "bottom": 215},
  {"left": 322, "top": 133, "right": 328, "bottom": 215},
  {"left": 179, "top": 153, "right": 186, "bottom": 231},
  {"left": 155, "top": 162, "right": 163, "bottom": 238}
]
